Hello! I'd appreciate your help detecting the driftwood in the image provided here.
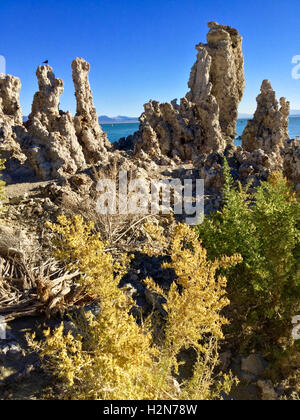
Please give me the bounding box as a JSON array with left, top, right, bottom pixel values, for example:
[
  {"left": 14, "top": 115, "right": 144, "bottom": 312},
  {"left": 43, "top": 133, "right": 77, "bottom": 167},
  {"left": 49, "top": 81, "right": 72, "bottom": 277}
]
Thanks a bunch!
[{"left": 0, "top": 256, "right": 97, "bottom": 322}]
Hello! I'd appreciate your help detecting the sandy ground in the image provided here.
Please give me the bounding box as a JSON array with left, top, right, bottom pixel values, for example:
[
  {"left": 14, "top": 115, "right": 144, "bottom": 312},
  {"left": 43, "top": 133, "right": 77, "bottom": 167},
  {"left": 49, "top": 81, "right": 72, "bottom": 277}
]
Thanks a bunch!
[{"left": 5, "top": 181, "right": 53, "bottom": 200}]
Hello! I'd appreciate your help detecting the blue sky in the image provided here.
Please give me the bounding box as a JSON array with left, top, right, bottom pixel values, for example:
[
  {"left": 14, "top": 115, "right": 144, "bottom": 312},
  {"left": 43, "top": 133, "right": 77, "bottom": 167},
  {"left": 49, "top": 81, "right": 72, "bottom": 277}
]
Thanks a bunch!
[{"left": 1, "top": 0, "right": 300, "bottom": 117}]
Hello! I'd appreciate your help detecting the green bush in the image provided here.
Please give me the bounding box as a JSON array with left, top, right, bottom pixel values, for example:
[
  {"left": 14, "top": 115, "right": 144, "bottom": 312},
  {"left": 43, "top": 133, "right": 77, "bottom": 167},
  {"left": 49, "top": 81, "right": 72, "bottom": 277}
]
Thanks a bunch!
[{"left": 196, "top": 160, "right": 300, "bottom": 351}]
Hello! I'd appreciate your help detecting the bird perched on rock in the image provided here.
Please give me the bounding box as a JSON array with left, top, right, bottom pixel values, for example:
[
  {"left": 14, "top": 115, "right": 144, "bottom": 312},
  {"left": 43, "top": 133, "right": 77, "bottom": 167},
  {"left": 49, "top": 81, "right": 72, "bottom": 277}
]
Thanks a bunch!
[{"left": 42, "top": 60, "right": 48, "bottom": 64}]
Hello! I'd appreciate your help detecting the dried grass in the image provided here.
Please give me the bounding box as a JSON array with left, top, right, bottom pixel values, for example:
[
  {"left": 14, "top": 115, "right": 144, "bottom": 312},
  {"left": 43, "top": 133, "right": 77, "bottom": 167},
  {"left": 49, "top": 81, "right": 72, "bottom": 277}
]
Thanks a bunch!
[{"left": 0, "top": 252, "right": 90, "bottom": 321}]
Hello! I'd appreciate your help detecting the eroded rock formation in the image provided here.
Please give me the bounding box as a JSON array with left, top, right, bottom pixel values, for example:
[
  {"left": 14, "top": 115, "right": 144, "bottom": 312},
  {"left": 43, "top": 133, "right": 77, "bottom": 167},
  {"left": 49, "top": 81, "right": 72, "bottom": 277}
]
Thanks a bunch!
[
  {"left": 204, "top": 22, "right": 245, "bottom": 139},
  {"left": 130, "top": 22, "right": 245, "bottom": 161},
  {"left": 22, "top": 65, "right": 86, "bottom": 179},
  {"left": 0, "top": 75, "right": 22, "bottom": 125},
  {"left": 282, "top": 139, "right": 300, "bottom": 190},
  {"left": 0, "top": 22, "right": 299, "bottom": 197},
  {"left": 0, "top": 75, "right": 27, "bottom": 176},
  {"left": 72, "top": 58, "right": 110, "bottom": 163},
  {"left": 0, "top": 58, "right": 113, "bottom": 181},
  {"left": 195, "top": 145, "right": 279, "bottom": 209},
  {"left": 242, "top": 80, "right": 290, "bottom": 159}
]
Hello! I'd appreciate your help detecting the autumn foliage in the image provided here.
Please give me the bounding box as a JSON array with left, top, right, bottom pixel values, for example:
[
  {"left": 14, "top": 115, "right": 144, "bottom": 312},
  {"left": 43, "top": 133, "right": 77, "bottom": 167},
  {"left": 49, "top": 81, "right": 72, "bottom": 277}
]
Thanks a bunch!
[{"left": 30, "top": 216, "right": 241, "bottom": 400}]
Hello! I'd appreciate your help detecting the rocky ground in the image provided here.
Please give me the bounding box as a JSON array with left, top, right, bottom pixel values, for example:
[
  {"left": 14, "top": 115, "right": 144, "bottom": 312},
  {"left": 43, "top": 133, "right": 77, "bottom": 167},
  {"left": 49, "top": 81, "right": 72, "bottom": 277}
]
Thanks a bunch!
[{"left": 1, "top": 174, "right": 300, "bottom": 400}]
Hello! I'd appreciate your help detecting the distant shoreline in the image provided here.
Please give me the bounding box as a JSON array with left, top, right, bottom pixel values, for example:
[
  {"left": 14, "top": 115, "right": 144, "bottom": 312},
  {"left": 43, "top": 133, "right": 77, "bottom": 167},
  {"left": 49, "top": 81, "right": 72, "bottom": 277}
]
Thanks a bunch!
[
  {"left": 100, "top": 121, "right": 139, "bottom": 125},
  {"left": 22, "top": 116, "right": 300, "bottom": 124},
  {"left": 237, "top": 115, "right": 300, "bottom": 120},
  {"left": 100, "top": 116, "right": 300, "bottom": 125}
]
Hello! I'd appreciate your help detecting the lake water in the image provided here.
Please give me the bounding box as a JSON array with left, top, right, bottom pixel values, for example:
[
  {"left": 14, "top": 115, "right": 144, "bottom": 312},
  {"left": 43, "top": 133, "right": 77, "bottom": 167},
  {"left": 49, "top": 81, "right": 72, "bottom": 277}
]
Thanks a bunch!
[
  {"left": 102, "top": 123, "right": 140, "bottom": 143},
  {"left": 103, "top": 117, "right": 300, "bottom": 145}
]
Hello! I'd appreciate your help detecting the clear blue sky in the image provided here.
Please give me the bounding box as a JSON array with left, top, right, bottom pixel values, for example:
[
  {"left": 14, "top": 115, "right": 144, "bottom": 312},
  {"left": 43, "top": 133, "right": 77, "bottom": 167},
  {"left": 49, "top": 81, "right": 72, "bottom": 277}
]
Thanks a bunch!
[{"left": 1, "top": 0, "right": 300, "bottom": 117}]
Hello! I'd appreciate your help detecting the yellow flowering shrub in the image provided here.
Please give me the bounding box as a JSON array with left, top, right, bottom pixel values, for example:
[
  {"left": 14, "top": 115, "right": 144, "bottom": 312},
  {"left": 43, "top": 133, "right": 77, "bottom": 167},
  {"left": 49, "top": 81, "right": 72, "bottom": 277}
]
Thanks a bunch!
[
  {"left": 45, "top": 215, "right": 130, "bottom": 297},
  {"left": 30, "top": 216, "right": 241, "bottom": 400},
  {"left": 144, "top": 223, "right": 242, "bottom": 399}
]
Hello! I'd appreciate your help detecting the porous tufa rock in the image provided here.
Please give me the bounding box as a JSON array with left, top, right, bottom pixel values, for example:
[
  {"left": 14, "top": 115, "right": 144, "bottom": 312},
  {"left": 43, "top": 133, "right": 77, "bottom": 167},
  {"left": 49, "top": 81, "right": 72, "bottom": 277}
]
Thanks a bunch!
[
  {"left": 72, "top": 58, "right": 111, "bottom": 163},
  {"left": 30, "top": 66, "right": 64, "bottom": 118},
  {"left": 1, "top": 25, "right": 298, "bottom": 200},
  {"left": 204, "top": 22, "right": 245, "bottom": 139},
  {"left": 1, "top": 59, "right": 113, "bottom": 182},
  {"left": 130, "top": 22, "right": 245, "bottom": 161},
  {"left": 184, "top": 46, "right": 226, "bottom": 152},
  {"left": 194, "top": 145, "right": 281, "bottom": 211},
  {"left": 0, "top": 75, "right": 22, "bottom": 125},
  {"left": 23, "top": 65, "right": 86, "bottom": 179},
  {"left": 242, "top": 80, "right": 290, "bottom": 159},
  {"left": 186, "top": 21, "right": 245, "bottom": 142},
  {"left": 282, "top": 139, "right": 300, "bottom": 188},
  {"left": 133, "top": 99, "right": 200, "bottom": 161},
  {"left": 0, "top": 75, "right": 28, "bottom": 178}
]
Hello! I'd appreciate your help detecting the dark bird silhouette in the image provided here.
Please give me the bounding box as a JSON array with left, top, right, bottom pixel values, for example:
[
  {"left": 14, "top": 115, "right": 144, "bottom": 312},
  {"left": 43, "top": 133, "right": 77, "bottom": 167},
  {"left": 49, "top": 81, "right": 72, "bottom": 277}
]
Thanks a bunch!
[{"left": 42, "top": 60, "right": 48, "bottom": 64}]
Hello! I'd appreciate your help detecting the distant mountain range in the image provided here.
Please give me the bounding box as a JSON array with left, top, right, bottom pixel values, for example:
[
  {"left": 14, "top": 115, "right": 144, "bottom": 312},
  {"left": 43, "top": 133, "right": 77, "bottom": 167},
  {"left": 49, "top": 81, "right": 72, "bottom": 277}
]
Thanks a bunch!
[
  {"left": 290, "top": 110, "right": 300, "bottom": 117},
  {"left": 238, "top": 113, "right": 253, "bottom": 119},
  {"left": 98, "top": 115, "right": 139, "bottom": 124},
  {"left": 21, "top": 111, "right": 300, "bottom": 125},
  {"left": 22, "top": 115, "right": 139, "bottom": 124},
  {"left": 238, "top": 110, "right": 300, "bottom": 119},
  {"left": 101, "top": 111, "right": 300, "bottom": 123}
]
